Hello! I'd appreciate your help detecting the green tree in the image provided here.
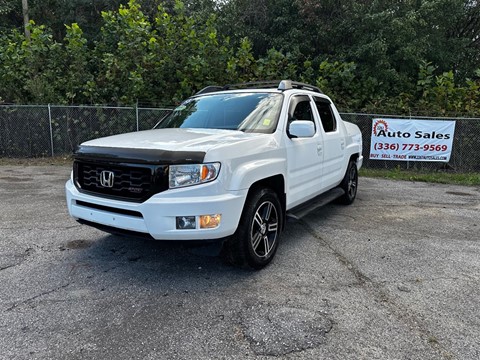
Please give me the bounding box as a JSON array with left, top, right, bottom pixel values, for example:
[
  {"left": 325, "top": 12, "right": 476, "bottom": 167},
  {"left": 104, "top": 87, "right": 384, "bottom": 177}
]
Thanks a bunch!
[
  {"left": 0, "top": 21, "right": 63, "bottom": 103},
  {"left": 0, "top": 0, "right": 479, "bottom": 115},
  {"left": 91, "top": 0, "right": 237, "bottom": 105},
  {"left": 0, "top": 0, "right": 125, "bottom": 41},
  {"left": 153, "top": 0, "right": 235, "bottom": 102},
  {"left": 61, "top": 23, "right": 93, "bottom": 104},
  {"left": 217, "top": 0, "right": 303, "bottom": 56},
  {"left": 93, "top": 0, "right": 154, "bottom": 104}
]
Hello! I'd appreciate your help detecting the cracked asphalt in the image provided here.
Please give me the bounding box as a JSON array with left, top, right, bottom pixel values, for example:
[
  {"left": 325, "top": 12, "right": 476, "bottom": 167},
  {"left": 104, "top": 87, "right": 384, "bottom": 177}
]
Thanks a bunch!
[{"left": 0, "top": 165, "right": 479, "bottom": 359}]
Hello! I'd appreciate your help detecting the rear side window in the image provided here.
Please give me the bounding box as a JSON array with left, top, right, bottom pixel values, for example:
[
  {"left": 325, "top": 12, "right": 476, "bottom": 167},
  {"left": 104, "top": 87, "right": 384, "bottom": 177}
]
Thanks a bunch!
[{"left": 314, "top": 98, "right": 336, "bottom": 132}]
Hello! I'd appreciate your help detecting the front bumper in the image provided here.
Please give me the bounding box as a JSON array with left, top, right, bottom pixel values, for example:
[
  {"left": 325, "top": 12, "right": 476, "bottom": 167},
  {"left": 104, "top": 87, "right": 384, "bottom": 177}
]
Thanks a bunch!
[{"left": 65, "top": 180, "right": 247, "bottom": 240}]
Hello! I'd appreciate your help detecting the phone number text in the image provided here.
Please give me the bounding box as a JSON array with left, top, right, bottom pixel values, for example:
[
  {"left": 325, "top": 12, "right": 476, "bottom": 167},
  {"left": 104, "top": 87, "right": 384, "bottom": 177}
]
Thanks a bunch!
[{"left": 373, "top": 143, "right": 448, "bottom": 152}]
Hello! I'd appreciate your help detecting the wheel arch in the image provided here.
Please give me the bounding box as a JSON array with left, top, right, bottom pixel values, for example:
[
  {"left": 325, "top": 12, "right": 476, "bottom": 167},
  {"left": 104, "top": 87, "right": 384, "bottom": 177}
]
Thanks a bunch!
[
  {"left": 349, "top": 152, "right": 359, "bottom": 163},
  {"left": 349, "top": 151, "right": 364, "bottom": 172},
  {"left": 248, "top": 175, "right": 286, "bottom": 230}
]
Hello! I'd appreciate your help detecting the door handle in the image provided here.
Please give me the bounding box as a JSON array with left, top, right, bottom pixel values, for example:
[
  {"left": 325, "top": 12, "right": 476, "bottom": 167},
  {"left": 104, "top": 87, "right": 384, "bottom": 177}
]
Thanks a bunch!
[
  {"left": 340, "top": 140, "right": 345, "bottom": 150},
  {"left": 316, "top": 144, "right": 322, "bottom": 155}
]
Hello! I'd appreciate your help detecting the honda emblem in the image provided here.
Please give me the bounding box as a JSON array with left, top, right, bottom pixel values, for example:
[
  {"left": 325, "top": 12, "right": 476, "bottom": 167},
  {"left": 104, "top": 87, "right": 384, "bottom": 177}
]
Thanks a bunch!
[{"left": 100, "top": 170, "right": 115, "bottom": 188}]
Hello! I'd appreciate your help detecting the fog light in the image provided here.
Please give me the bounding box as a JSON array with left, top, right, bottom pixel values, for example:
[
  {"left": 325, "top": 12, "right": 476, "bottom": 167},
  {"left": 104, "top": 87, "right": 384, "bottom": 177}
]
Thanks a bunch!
[
  {"left": 176, "top": 216, "right": 196, "bottom": 230},
  {"left": 199, "top": 214, "right": 221, "bottom": 229}
]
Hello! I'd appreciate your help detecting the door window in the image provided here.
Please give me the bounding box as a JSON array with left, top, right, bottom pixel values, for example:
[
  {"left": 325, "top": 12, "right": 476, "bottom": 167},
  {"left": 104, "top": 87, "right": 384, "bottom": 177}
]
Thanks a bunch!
[
  {"left": 314, "top": 98, "right": 336, "bottom": 132},
  {"left": 288, "top": 96, "right": 316, "bottom": 130}
]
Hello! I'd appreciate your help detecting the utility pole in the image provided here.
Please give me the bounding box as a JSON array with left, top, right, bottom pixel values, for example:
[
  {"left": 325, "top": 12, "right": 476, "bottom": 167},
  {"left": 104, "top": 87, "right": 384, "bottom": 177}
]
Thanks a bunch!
[{"left": 22, "top": 0, "right": 30, "bottom": 40}]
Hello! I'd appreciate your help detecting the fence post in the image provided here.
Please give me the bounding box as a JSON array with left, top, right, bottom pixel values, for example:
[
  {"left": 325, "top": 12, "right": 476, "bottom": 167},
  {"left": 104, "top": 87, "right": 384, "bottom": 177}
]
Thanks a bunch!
[
  {"left": 136, "top": 100, "right": 139, "bottom": 132},
  {"left": 48, "top": 104, "right": 54, "bottom": 157}
]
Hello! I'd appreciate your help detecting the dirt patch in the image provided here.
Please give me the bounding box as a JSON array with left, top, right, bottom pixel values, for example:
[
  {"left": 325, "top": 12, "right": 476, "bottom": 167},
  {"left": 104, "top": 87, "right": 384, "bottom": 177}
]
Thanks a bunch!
[
  {"left": 62, "top": 240, "right": 94, "bottom": 250},
  {"left": 0, "top": 177, "right": 32, "bottom": 182},
  {"left": 242, "top": 305, "right": 333, "bottom": 356},
  {"left": 446, "top": 191, "right": 474, "bottom": 196}
]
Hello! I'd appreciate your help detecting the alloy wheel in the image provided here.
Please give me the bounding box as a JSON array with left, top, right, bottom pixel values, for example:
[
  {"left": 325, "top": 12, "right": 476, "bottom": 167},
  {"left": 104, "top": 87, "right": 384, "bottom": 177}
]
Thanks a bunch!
[{"left": 250, "top": 201, "right": 279, "bottom": 258}]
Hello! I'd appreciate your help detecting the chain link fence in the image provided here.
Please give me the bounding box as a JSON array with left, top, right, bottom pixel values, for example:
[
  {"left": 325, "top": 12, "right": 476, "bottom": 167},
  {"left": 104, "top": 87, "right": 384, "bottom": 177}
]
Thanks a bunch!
[
  {"left": 0, "top": 105, "right": 171, "bottom": 158},
  {"left": 1, "top": 105, "right": 479, "bottom": 172}
]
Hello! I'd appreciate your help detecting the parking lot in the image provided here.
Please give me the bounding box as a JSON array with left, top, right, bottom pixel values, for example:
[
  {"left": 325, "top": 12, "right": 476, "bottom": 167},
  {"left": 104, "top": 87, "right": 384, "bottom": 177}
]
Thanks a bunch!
[{"left": 0, "top": 165, "right": 479, "bottom": 359}]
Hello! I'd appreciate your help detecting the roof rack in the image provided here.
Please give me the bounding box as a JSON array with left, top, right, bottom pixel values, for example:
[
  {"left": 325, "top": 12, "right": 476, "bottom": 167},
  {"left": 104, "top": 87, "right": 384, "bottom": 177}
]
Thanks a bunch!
[
  {"left": 195, "top": 80, "right": 322, "bottom": 95},
  {"left": 224, "top": 80, "right": 282, "bottom": 90},
  {"left": 277, "top": 80, "right": 322, "bottom": 93}
]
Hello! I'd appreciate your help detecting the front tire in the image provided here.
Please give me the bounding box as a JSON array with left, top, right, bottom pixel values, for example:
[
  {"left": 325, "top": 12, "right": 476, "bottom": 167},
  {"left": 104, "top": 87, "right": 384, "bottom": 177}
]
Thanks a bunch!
[{"left": 222, "top": 188, "right": 282, "bottom": 269}]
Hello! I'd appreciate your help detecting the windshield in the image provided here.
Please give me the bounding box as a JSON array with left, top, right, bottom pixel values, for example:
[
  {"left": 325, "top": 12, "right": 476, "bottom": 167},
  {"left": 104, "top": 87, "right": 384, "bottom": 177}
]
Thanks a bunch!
[{"left": 155, "top": 93, "right": 283, "bottom": 133}]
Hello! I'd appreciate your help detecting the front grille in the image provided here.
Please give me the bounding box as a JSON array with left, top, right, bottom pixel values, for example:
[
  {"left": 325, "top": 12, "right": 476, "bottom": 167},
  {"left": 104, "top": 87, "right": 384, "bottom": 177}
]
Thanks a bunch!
[{"left": 74, "top": 161, "right": 168, "bottom": 202}]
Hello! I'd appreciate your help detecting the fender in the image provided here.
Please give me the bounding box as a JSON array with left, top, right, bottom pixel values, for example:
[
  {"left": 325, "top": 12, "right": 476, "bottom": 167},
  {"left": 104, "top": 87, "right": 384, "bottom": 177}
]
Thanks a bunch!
[
  {"left": 333, "top": 122, "right": 362, "bottom": 178},
  {"left": 227, "top": 157, "right": 287, "bottom": 191}
]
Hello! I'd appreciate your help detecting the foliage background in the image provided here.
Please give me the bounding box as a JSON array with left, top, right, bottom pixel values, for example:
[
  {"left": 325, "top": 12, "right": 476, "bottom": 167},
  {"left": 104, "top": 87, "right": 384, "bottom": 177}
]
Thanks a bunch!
[{"left": 0, "top": 0, "right": 480, "bottom": 116}]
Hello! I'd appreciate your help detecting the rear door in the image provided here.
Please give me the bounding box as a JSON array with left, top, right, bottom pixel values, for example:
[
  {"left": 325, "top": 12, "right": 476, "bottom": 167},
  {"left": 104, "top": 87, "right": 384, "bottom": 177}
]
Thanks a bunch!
[{"left": 313, "top": 96, "right": 345, "bottom": 189}]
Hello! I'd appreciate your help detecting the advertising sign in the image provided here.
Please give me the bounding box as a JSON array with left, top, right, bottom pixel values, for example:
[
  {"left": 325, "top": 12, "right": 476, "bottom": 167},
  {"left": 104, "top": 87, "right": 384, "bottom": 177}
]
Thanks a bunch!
[{"left": 370, "top": 118, "right": 456, "bottom": 162}]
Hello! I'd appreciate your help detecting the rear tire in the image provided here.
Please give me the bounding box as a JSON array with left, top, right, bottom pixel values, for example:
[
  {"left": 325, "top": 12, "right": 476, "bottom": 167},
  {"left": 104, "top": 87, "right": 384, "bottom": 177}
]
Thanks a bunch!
[
  {"left": 337, "top": 160, "right": 358, "bottom": 205},
  {"left": 221, "top": 188, "right": 282, "bottom": 269}
]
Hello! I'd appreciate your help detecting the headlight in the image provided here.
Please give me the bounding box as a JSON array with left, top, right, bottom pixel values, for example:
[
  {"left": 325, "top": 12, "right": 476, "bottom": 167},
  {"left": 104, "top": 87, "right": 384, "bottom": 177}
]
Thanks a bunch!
[{"left": 169, "top": 163, "right": 221, "bottom": 189}]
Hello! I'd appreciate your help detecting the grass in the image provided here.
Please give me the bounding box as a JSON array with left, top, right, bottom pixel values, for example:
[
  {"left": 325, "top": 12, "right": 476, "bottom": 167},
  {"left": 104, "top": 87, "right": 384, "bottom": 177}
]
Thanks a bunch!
[
  {"left": 0, "top": 156, "right": 73, "bottom": 166},
  {"left": 360, "top": 168, "right": 480, "bottom": 186}
]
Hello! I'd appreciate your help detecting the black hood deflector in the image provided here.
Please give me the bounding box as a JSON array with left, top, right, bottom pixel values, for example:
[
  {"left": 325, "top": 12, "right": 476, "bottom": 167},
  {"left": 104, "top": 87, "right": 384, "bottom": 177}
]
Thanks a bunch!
[{"left": 75, "top": 145, "right": 206, "bottom": 165}]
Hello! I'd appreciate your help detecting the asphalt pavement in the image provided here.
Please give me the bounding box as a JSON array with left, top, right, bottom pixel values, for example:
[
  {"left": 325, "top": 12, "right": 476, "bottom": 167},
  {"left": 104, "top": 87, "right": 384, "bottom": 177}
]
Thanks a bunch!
[{"left": 0, "top": 165, "right": 479, "bottom": 359}]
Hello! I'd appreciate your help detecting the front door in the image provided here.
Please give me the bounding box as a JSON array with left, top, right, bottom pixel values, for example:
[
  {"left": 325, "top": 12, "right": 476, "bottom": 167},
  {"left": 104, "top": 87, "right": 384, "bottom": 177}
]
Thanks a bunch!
[{"left": 285, "top": 95, "right": 324, "bottom": 209}]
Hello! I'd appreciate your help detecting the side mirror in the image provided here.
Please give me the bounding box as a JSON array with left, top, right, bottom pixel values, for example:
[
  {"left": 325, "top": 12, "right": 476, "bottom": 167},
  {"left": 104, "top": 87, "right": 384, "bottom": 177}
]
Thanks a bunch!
[{"left": 289, "top": 120, "right": 315, "bottom": 138}]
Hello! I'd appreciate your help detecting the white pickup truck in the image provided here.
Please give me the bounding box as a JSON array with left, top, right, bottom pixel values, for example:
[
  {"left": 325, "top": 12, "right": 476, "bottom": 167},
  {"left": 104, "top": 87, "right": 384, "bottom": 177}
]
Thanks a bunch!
[{"left": 66, "top": 80, "right": 363, "bottom": 269}]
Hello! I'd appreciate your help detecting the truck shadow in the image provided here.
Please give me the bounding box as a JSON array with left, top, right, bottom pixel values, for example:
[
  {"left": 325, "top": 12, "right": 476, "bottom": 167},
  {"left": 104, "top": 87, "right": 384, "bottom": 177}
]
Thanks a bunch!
[
  {"left": 61, "top": 203, "right": 344, "bottom": 292},
  {"left": 61, "top": 232, "right": 252, "bottom": 292}
]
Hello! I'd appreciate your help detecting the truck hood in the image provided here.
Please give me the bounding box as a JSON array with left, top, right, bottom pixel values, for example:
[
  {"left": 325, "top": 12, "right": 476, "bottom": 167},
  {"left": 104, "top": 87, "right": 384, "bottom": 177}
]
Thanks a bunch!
[
  {"left": 76, "top": 128, "right": 271, "bottom": 164},
  {"left": 82, "top": 128, "right": 265, "bottom": 151}
]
